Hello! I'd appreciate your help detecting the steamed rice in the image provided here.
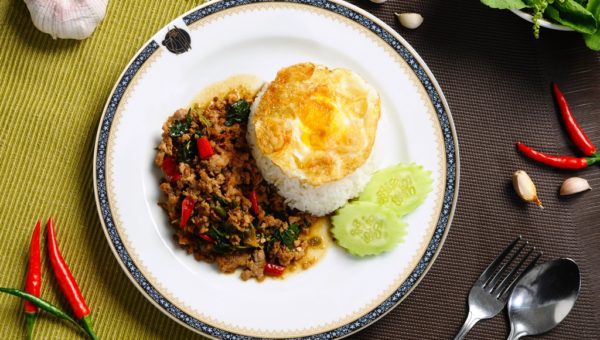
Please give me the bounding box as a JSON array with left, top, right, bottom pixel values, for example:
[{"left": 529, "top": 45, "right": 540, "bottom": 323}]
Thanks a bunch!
[{"left": 247, "top": 84, "right": 378, "bottom": 216}]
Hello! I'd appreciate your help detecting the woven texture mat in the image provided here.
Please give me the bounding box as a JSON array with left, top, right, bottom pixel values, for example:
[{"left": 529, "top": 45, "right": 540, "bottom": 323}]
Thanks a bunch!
[{"left": 0, "top": 0, "right": 598, "bottom": 339}]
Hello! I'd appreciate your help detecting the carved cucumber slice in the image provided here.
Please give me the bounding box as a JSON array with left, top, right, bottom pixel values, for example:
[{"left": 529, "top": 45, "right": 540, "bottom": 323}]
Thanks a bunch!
[
  {"left": 331, "top": 201, "right": 406, "bottom": 256},
  {"left": 359, "top": 163, "right": 432, "bottom": 216}
]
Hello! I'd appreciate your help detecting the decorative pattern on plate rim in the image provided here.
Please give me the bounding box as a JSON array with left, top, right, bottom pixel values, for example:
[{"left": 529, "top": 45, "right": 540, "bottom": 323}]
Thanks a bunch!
[{"left": 94, "top": 0, "right": 459, "bottom": 338}]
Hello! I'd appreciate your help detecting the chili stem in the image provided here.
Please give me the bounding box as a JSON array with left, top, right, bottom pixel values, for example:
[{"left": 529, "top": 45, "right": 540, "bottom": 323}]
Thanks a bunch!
[
  {"left": 25, "top": 312, "right": 36, "bottom": 340},
  {"left": 81, "top": 315, "right": 98, "bottom": 340},
  {"left": 0, "top": 288, "right": 87, "bottom": 335}
]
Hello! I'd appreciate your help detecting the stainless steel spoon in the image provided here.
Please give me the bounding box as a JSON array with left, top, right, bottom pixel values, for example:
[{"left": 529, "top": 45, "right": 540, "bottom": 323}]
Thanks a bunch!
[{"left": 507, "top": 258, "right": 580, "bottom": 340}]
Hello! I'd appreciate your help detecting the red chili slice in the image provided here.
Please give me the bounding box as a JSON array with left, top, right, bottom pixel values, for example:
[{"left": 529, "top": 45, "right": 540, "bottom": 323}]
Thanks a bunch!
[
  {"left": 263, "top": 263, "right": 285, "bottom": 277},
  {"left": 199, "top": 234, "right": 214, "bottom": 243},
  {"left": 249, "top": 190, "right": 259, "bottom": 215},
  {"left": 197, "top": 137, "right": 214, "bottom": 160},
  {"left": 180, "top": 197, "right": 195, "bottom": 228},
  {"left": 161, "top": 156, "right": 181, "bottom": 181}
]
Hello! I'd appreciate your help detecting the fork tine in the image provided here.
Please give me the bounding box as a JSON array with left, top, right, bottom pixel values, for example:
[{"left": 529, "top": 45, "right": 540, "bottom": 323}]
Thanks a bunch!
[
  {"left": 476, "top": 236, "right": 521, "bottom": 286},
  {"left": 493, "top": 246, "right": 534, "bottom": 296},
  {"left": 498, "top": 251, "right": 543, "bottom": 300},
  {"left": 484, "top": 240, "right": 527, "bottom": 289}
]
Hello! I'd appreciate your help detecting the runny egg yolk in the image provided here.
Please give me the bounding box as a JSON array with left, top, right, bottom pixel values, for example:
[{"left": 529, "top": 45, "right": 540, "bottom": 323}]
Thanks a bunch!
[{"left": 299, "top": 92, "right": 342, "bottom": 150}]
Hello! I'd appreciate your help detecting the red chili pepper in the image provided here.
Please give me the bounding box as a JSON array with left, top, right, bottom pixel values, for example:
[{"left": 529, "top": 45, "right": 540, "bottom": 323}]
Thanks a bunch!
[
  {"left": 263, "top": 263, "right": 285, "bottom": 277},
  {"left": 24, "top": 220, "right": 42, "bottom": 339},
  {"left": 161, "top": 156, "right": 181, "bottom": 181},
  {"left": 249, "top": 190, "right": 259, "bottom": 215},
  {"left": 517, "top": 142, "right": 598, "bottom": 169},
  {"left": 552, "top": 83, "right": 597, "bottom": 156},
  {"left": 199, "top": 234, "right": 215, "bottom": 243},
  {"left": 197, "top": 137, "right": 214, "bottom": 159},
  {"left": 46, "top": 218, "right": 97, "bottom": 340},
  {"left": 180, "top": 197, "right": 195, "bottom": 228}
]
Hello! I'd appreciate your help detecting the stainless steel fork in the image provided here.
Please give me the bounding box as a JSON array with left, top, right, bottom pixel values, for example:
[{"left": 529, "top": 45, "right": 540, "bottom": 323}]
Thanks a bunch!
[{"left": 454, "top": 236, "right": 541, "bottom": 340}]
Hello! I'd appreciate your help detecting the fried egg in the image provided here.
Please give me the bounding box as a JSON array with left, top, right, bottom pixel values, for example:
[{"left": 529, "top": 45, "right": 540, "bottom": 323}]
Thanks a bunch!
[{"left": 249, "top": 63, "right": 380, "bottom": 186}]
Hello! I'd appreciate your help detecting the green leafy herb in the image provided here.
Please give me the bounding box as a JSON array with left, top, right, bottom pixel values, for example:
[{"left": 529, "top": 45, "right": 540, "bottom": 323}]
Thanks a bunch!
[
  {"left": 169, "top": 112, "right": 192, "bottom": 137},
  {"left": 207, "top": 227, "right": 234, "bottom": 254},
  {"left": 481, "top": 0, "right": 528, "bottom": 9},
  {"left": 206, "top": 227, "right": 254, "bottom": 253},
  {"left": 584, "top": 0, "right": 600, "bottom": 49},
  {"left": 179, "top": 139, "right": 196, "bottom": 163},
  {"left": 275, "top": 223, "right": 300, "bottom": 249},
  {"left": 225, "top": 100, "right": 251, "bottom": 126},
  {"left": 481, "top": 0, "right": 600, "bottom": 50},
  {"left": 545, "top": 0, "right": 597, "bottom": 34}
]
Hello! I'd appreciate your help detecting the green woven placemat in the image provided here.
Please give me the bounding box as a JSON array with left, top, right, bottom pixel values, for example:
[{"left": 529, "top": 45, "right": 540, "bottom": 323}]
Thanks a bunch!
[{"left": 0, "top": 1, "right": 206, "bottom": 338}]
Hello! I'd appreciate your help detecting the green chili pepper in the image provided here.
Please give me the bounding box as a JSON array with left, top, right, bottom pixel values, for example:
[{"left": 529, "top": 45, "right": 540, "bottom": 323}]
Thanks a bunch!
[{"left": 0, "top": 287, "right": 90, "bottom": 338}]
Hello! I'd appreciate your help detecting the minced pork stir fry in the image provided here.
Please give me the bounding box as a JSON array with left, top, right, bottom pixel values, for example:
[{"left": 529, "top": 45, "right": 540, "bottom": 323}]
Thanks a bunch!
[{"left": 155, "top": 89, "right": 320, "bottom": 280}]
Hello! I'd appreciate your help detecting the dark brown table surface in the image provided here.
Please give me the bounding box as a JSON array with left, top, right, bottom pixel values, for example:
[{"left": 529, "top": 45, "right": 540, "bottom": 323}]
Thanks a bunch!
[{"left": 347, "top": 0, "right": 600, "bottom": 339}]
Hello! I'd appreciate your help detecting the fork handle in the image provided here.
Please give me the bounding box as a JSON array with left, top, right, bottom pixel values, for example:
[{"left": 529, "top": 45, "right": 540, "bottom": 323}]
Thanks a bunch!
[{"left": 454, "top": 310, "right": 481, "bottom": 340}]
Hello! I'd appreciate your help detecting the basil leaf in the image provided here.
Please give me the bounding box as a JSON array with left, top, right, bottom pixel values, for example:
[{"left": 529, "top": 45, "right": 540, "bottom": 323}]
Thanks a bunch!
[
  {"left": 225, "top": 100, "right": 251, "bottom": 126},
  {"left": 584, "top": 30, "right": 600, "bottom": 49},
  {"left": 207, "top": 228, "right": 234, "bottom": 254},
  {"left": 275, "top": 223, "right": 300, "bottom": 249},
  {"left": 169, "top": 112, "right": 193, "bottom": 137},
  {"left": 179, "top": 139, "right": 196, "bottom": 163},
  {"left": 584, "top": 0, "right": 600, "bottom": 50},
  {"left": 587, "top": 0, "right": 600, "bottom": 18},
  {"left": 481, "top": 0, "right": 528, "bottom": 9},
  {"left": 546, "top": 0, "right": 598, "bottom": 34}
]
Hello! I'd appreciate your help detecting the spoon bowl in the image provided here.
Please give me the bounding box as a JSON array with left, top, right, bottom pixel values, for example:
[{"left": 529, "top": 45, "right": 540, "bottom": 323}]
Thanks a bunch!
[{"left": 507, "top": 258, "right": 580, "bottom": 340}]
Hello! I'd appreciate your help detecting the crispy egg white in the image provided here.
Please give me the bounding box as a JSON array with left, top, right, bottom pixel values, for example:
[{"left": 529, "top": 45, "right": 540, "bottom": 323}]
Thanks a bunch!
[{"left": 249, "top": 63, "right": 380, "bottom": 186}]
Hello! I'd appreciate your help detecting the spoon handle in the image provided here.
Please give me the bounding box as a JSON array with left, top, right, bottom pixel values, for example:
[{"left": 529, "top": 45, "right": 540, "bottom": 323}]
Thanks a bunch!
[
  {"left": 454, "top": 310, "right": 481, "bottom": 340},
  {"left": 506, "top": 325, "right": 526, "bottom": 340}
]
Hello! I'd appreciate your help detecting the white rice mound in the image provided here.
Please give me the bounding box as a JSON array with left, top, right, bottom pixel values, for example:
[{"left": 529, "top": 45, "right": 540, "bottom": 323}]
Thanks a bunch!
[{"left": 247, "top": 84, "right": 378, "bottom": 216}]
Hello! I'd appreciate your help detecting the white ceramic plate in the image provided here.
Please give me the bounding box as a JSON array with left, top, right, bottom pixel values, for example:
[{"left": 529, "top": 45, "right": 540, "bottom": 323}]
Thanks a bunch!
[{"left": 93, "top": 0, "right": 459, "bottom": 338}]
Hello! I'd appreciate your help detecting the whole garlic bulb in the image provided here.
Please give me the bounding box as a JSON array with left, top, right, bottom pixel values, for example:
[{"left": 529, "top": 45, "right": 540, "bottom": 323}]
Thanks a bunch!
[{"left": 24, "top": 0, "right": 108, "bottom": 40}]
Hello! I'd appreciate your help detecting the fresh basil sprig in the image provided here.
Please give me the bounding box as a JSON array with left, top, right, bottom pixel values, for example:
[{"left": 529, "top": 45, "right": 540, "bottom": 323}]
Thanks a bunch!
[{"left": 481, "top": 0, "right": 600, "bottom": 50}]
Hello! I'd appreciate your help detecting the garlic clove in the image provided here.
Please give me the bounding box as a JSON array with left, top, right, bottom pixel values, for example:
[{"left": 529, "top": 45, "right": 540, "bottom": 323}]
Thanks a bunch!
[
  {"left": 24, "top": 0, "right": 108, "bottom": 40},
  {"left": 560, "top": 177, "right": 591, "bottom": 196},
  {"left": 513, "top": 170, "right": 543, "bottom": 208},
  {"left": 370, "top": 0, "right": 387, "bottom": 4},
  {"left": 395, "top": 13, "right": 424, "bottom": 30}
]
